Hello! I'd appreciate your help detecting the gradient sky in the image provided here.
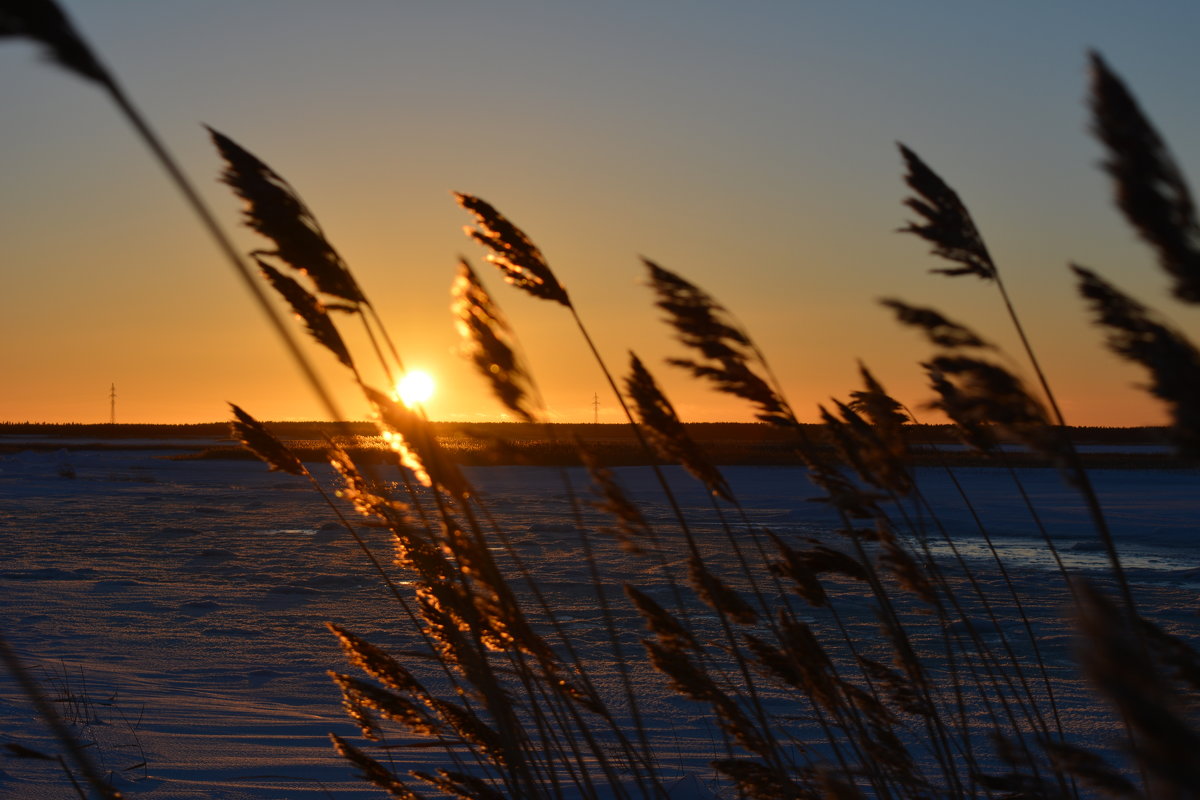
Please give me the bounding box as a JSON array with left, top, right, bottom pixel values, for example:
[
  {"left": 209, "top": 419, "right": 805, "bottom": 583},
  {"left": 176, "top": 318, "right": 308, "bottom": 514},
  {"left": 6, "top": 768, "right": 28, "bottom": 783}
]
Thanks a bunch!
[{"left": 4, "top": 2, "right": 1199, "bottom": 425}]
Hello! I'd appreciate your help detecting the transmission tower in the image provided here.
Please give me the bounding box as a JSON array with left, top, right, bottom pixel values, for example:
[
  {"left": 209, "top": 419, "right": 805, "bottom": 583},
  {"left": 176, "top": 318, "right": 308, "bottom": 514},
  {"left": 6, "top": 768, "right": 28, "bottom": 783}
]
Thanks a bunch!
[
  {"left": 109, "top": 383, "right": 117, "bottom": 425},
  {"left": 592, "top": 392, "right": 599, "bottom": 424}
]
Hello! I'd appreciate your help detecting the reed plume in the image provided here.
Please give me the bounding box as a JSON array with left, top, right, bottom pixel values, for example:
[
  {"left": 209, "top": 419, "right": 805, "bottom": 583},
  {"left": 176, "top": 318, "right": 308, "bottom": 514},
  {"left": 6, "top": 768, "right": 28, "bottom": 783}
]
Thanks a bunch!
[
  {"left": 925, "top": 365, "right": 999, "bottom": 453},
  {"left": 768, "top": 534, "right": 828, "bottom": 607},
  {"left": 256, "top": 258, "right": 356, "bottom": 371},
  {"left": 624, "top": 585, "right": 697, "bottom": 651},
  {"left": 1073, "top": 264, "right": 1200, "bottom": 455},
  {"left": 328, "top": 623, "right": 431, "bottom": 697},
  {"left": 330, "top": 733, "right": 424, "bottom": 800},
  {"left": 1089, "top": 52, "right": 1200, "bottom": 304},
  {"left": 228, "top": 403, "right": 306, "bottom": 476},
  {"left": 454, "top": 193, "right": 569, "bottom": 306},
  {"left": 366, "top": 387, "right": 471, "bottom": 499},
  {"left": 923, "top": 355, "right": 1058, "bottom": 457},
  {"left": 687, "top": 555, "right": 758, "bottom": 626},
  {"left": 898, "top": 144, "right": 996, "bottom": 280},
  {"left": 209, "top": 127, "right": 365, "bottom": 304},
  {"left": 1076, "top": 584, "right": 1200, "bottom": 795},
  {"left": 452, "top": 260, "right": 536, "bottom": 422},
  {"left": 625, "top": 353, "right": 733, "bottom": 501},
  {"left": 578, "top": 444, "right": 651, "bottom": 554},
  {"left": 879, "top": 299, "right": 991, "bottom": 350},
  {"left": 646, "top": 259, "right": 797, "bottom": 427},
  {"left": 847, "top": 363, "right": 910, "bottom": 434},
  {"left": 330, "top": 672, "right": 437, "bottom": 737}
]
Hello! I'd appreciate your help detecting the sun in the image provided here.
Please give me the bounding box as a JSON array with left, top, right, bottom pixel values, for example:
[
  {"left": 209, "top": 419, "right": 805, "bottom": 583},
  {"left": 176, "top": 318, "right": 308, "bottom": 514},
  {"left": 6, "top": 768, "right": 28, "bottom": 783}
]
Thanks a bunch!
[{"left": 396, "top": 369, "right": 436, "bottom": 408}]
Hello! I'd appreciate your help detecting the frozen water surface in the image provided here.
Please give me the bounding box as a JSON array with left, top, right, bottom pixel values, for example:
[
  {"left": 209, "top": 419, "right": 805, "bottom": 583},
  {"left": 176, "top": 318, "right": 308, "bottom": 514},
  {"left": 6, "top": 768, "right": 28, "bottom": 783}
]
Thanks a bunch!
[{"left": 1, "top": 444, "right": 1198, "bottom": 797}]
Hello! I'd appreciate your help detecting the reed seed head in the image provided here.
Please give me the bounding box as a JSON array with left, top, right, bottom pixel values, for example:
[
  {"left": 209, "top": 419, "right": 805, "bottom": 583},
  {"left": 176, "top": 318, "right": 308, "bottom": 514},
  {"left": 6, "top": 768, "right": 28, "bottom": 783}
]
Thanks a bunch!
[
  {"left": 454, "top": 193, "right": 569, "bottom": 306},
  {"left": 898, "top": 143, "right": 997, "bottom": 281},
  {"left": 0, "top": 0, "right": 112, "bottom": 86},
  {"left": 1089, "top": 52, "right": 1200, "bottom": 304},
  {"left": 209, "top": 127, "right": 365, "bottom": 303}
]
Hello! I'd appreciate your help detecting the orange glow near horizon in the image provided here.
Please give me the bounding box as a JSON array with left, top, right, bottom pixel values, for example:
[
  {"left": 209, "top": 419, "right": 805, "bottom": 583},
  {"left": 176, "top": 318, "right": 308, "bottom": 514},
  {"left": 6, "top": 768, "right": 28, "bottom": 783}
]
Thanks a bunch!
[{"left": 2, "top": 5, "right": 1198, "bottom": 428}]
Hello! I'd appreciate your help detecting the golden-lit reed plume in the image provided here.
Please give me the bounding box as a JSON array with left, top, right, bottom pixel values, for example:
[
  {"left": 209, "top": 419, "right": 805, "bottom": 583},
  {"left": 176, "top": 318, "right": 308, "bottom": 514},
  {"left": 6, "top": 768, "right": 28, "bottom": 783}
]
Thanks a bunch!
[
  {"left": 645, "top": 259, "right": 797, "bottom": 428},
  {"left": 329, "top": 671, "right": 437, "bottom": 740},
  {"left": 1072, "top": 265, "right": 1200, "bottom": 455},
  {"left": 209, "top": 127, "right": 365, "bottom": 304},
  {"left": 898, "top": 144, "right": 997, "bottom": 281},
  {"left": 329, "top": 733, "right": 425, "bottom": 799},
  {"left": 624, "top": 353, "right": 733, "bottom": 501},
  {"left": 451, "top": 259, "right": 536, "bottom": 422},
  {"left": 411, "top": 769, "right": 507, "bottom": 800},
  {"left": 364, "top": 386, "right": 470, "bottom": 499},
  {"left": 1089, "top": 52, "right": 1200, "bottom": 305},
  {"left": 328, "top": 623, "right": 432, "bottom": 698},
  {"left": 326, "top": 446, "right": 412, "bottom": 531},
  {"left": 454, "top": 193, "right": 570, "bottom": 306}
]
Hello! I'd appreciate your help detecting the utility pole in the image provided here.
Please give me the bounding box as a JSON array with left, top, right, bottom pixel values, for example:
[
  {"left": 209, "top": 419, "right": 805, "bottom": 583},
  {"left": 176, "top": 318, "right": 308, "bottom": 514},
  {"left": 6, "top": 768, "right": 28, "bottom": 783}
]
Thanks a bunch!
[
  {"left": 592, "top": 393, "right": 599, "bottom": 424},
  {"left": 109, "top": 383, "right": 117, "bottom": 425}
]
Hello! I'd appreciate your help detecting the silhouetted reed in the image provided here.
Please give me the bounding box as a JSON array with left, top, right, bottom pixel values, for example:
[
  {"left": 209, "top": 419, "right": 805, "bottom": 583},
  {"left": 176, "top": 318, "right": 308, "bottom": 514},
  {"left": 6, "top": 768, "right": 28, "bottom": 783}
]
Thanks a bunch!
[{"left": 5, "top": 5, "right": 1200, "bottom": 797}]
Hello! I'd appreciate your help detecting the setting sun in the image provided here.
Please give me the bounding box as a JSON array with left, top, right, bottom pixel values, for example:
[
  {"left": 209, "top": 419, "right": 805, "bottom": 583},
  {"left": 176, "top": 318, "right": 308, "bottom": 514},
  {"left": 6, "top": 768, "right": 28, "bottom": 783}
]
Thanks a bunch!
[{"left": 396, "top": 370, "right": 436, "bottom": 407}]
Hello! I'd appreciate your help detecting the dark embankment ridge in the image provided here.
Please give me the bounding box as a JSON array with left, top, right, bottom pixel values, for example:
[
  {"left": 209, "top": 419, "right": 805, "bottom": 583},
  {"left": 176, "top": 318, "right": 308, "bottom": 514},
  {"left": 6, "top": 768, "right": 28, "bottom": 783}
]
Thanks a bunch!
[{"left": 4, "top": 422, "right": 1190, "bottom": 468}]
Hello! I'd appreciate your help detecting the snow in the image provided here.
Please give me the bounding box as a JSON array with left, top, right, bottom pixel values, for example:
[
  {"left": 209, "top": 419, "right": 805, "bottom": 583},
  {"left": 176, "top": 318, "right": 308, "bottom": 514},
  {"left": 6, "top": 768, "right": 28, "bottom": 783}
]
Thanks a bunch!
[{"left": 1, "top": 443, "right": 1198, "bottom": 798}]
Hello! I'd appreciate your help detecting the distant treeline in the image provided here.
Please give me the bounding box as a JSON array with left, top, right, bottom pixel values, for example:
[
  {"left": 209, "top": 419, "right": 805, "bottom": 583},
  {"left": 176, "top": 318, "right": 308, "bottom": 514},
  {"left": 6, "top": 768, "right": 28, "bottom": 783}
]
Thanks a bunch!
[
  {"left": 3, "top": 421, "right": 1187, "bottom": 467},
  {"left": 0, "top": 420, "right": 1173, "bottom": 445}
]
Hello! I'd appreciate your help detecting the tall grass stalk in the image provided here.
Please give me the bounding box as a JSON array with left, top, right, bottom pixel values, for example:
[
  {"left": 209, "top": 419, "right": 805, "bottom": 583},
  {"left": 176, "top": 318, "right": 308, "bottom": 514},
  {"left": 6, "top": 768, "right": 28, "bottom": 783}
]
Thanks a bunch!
[
  {"left": 7, "top": 5, "right": 1200, "bottom": 796},
  {"left": 0, "top": 1, "right": 345, "bottom": 424}
]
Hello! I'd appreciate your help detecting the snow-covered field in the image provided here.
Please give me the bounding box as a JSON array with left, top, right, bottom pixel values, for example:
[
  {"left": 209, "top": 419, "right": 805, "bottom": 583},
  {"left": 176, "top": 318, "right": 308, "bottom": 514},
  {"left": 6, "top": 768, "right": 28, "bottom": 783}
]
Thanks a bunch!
[{"left": 1, "top": 443, "right": 1198, "bottom": 798}]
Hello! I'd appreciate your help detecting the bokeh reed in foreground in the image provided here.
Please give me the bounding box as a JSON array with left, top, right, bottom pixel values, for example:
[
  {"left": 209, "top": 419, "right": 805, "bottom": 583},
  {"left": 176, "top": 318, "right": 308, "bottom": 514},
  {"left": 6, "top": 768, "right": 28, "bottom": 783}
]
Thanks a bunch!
[{"left": 5, "top": 4, "right": 1200, "bottom": 797}]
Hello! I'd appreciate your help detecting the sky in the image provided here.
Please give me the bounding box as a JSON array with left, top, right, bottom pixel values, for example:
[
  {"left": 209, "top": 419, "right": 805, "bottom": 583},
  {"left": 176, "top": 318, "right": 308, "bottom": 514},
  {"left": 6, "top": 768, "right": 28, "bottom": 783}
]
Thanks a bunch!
[{"left": 3, "top": 2, "right": 1200, "bottom": 425}]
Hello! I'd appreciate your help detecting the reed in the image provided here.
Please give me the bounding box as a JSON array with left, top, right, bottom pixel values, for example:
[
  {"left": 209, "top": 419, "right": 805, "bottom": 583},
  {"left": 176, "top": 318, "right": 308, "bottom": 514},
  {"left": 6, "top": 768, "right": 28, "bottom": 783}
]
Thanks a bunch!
[{"left": 4, "top": 3, "right": 1199, "bottom": 796}]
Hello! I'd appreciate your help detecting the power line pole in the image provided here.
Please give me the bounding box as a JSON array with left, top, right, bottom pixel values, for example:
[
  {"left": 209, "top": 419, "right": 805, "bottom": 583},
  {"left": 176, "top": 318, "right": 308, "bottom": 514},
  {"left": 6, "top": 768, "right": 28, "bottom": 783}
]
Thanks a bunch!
[
  {"left": 592, "top": 392, "right": 599, "bottom": 424},
  {"left": 109, "top": 383, "right": 117, "bottom": 425}
]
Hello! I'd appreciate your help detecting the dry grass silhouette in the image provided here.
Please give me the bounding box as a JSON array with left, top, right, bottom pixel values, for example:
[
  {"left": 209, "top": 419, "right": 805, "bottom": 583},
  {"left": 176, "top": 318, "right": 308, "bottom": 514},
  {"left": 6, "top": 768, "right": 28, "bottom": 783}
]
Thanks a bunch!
[{"left": 4, "top": 4, "right": 1200, "bottom": 798}]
